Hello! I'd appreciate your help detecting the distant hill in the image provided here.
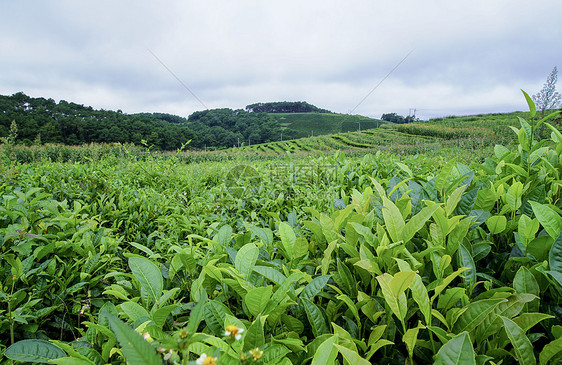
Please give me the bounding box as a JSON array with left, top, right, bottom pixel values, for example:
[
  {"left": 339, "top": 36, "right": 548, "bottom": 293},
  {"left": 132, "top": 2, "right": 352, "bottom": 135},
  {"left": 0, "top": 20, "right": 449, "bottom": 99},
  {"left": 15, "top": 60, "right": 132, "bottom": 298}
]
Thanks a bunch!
[
  {"left": 0, "top": 93, "right": 294, "bottom": 150},
  {"left": 269, "top": 113, "right": 387, "bottom": 139},
  {"left": 245, "top": 101, "right": 332, "bottom": 113},
  {"left": 0, "top": 92, "right": 392, "bottom": 150}
]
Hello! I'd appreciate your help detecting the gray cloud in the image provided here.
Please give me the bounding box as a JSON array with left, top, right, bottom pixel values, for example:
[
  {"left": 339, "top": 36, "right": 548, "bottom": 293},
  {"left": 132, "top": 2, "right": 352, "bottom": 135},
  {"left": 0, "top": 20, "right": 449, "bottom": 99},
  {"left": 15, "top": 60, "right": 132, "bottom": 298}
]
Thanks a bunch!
[{"left": 1, "top": 0, "right": 561, "bottom": 120}]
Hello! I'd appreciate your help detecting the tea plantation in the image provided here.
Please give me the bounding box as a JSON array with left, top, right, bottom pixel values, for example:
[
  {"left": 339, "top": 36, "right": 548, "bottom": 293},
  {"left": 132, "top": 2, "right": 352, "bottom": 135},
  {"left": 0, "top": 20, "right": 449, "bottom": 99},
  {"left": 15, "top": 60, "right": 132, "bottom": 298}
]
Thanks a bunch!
[{"left": 1, "top": 94, "right": 562, "bottom": 364}]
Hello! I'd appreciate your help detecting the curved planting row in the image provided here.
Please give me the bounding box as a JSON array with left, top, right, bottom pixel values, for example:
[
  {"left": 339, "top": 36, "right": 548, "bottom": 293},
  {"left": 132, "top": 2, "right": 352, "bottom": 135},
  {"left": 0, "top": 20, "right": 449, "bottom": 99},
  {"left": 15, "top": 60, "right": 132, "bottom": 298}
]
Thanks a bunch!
[{"left": 231, "top": 110, "right": 538, "bottom": 155}]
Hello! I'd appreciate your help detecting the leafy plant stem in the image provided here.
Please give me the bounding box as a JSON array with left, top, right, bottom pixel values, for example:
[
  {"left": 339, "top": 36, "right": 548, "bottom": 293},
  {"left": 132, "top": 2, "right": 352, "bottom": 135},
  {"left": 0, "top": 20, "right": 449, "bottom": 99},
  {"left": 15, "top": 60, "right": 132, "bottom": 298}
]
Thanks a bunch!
[
  {"left": 8, "top": 278, "right": 15, "bottom": 345},
  {"left": 53, "top": 293, "right": 76, "bottom": 341},
  {"left": 429, "top": 331, "right": 436, "bottom": 354}
]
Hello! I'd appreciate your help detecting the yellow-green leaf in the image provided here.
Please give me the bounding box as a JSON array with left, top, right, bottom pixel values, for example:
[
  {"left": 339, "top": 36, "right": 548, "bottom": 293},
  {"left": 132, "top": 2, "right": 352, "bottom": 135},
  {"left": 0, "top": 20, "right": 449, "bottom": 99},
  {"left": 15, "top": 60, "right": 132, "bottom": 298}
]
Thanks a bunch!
[{"left": 334, "top": 344, "right": 370, "bottom": 365}]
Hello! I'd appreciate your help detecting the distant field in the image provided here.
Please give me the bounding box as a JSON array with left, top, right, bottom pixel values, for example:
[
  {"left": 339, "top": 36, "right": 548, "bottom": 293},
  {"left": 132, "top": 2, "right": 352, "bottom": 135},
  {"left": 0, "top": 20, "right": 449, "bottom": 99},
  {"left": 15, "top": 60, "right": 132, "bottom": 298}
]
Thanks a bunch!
[
  {"left": 269, "top": 112, "right": 387, "bottom": 138},
  {"left": 235, "top": 111, "right": 539, "bottom": 155}
]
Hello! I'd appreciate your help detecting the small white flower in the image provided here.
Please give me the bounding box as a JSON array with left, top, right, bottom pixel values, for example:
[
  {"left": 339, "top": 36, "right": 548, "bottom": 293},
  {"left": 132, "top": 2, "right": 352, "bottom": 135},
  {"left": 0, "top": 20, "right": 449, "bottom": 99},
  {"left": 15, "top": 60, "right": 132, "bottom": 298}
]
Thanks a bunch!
[
  {"left": 195, "top": 353, "right": 207, "bottom": 364},
  {"left": 79, "top": 304, "right": 90, "bottom": 315},
  {"left": 225, "top": 325, "right": 244, "bottom": 340},
  {"left": 196, "top": 353, "right": 217, "bottom": 365}
]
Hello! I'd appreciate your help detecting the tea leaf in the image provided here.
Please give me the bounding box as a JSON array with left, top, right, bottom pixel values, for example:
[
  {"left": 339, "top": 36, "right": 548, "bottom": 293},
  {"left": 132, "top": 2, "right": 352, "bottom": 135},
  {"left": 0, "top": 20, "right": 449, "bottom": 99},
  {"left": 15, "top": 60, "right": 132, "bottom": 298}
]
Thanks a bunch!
[
  {"left": 549, "top": 233, "right": 562, "bottom": 272},
  {"left": 310, "top": 335, "right": 338, "bottom": 365},
  {"left": 337, "top": 294, "right": 361, "bottom": 324},
  {"left": 103, "top": 313, "right": 161, "bottom": 365},
  {"left": 377, "top": 273, "right": 408, "bottom": 324},
  {"left": 50, "top": 358, "right": 96, "bottom": 365},
  {"left": 4, "top": 339, "right": 66, "bottom": 364},
  {"left": 545, "top": 270, "right": 562, "bottom": 288},
  {"left": 334, "top": 344, "right": 371, "bottom": 365},
  {"left": 431, "top": 267, "right": 469, "bottom": 302},
  {"left": 301, "top": 275, "right": 331, "bottom": 300},
  {"left": 545, "top": 122, "right": 562, "bottom": 144},
  {"left": 410, "top": 274, "right": 432, "bottom": 325},
  {"left": 48, "top": 340, "right": 96, "bottom": 364},
  {"left": 521, "top": 90, "right": 537, "bottom": 119},
  {"left": 447, "top": 185, "right": 467, "bottom": 217},
  {"left": 187, "top": 291, "right": 207, "bottom": 334},
  {"left": 452, "top": 298, "right": 506, "bottom": 334},
  {"left": 403, "top": 204, "right": 440, "bottom": 243},
  {"left": 403, "top": 323, "right": 424, "bottom": 363},
  {"left": 243, "top": 316, "right": 265, "bottom": 352},
  {"left": 245, "top": 286, "right": 273, "bottom": 317},
  {"left": 128, "top": 257, "right": 163, "bottom": 306},
  {"left": 513, "top": 266, "right": 540, "bottom": 297},
  {"left": 336, "top": 259, "right": 357, "bottom": 296},
  {"left": 528, "top": 235, "right": 554, "bottom": 261},
  {"left": 120, "top": 301, "right": 150, "bottom": 322},
  {"left": 217, "top": 224, "right": 233, "bottom": 246},
  {"left": 539, "top": 337, "right": 562, "bottom": 365},
  {"left": 250, "top": 225, "right": 273, "bottom": 245},
  {"left": 252, "top": 265, "right": 287, "bottom": 285},
  {"left": 500, "top": 316, "right": 536, "bottom": 365},
  {"left": 530, "top": 201, "right": 562, "bottom": 239},
  {"left": 486, "top": 215, "right": 507, "bottom": 234},
  {"left": 474, "top": 187, "right": 497, "bottom": 211},
  {"left": 506, "top": 181, "right": 523, "bottom": 213},
  {"left": 321, "top": 240, "right": 338, "bottom": 275},
  {"left": 435, "top": 159, "right": 457, "bottom": 193},
  {"left": 294, "top": 237, "right": 309, "bottom": 259},
  {"left": 518, "top": 214, "right": 539, "bottom": 246},
  {"left": 382, "top": 196, "right": 405, "bottom": 243},
  {"left": 434, "top": 331, "right": 476, "bottom": 365},
  {"left": 281, "top": 314, "right": 304, "bottom": 334},
  {"left": 390, "top": 270, "right": 416, "bottom": 298},
  {"left": 458, "top": 243, "right": 476, "bottom": 290},
  {"left": 302, "top": 298, "right": 329, "bottom": 337},
  {"left": 151, "top": 304, "right": 177, "bottom": 328},
  {"left": 235, "top": 242, "right": 259, "bottom": 277},
  {"left": 512, "top": 312, "right": 554, "bottom": 333},
  {"left": 427, "top": 326, "right": 451, "bottom": 344},
  {"left": 279, "top": 222, "right": 296, "bottom": 260},
  {"left": 81, "top": 321, "right": 116, "bottom": 340}
]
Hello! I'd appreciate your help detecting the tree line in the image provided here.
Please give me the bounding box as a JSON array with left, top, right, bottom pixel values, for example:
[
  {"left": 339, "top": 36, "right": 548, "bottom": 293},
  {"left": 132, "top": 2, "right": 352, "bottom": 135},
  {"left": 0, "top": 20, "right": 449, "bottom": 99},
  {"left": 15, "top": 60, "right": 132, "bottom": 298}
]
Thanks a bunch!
[
  {"left": 245, "top": 101, "right": 332, "bottom": 114},
  {"left": 187, "top": 108, "right": 297, "bottom": 148},
  {"left": 0, "top": 92, "right": 297, "bottom": 150},
  {"left": 380, "top": 112, "right": 419, "bottom": 124}
]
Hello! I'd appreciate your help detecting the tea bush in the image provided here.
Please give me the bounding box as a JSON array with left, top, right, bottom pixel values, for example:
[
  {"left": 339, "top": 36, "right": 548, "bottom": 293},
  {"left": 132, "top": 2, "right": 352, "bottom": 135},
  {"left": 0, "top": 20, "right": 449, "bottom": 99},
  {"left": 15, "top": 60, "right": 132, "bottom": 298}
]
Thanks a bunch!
[{"left": 1, "top": 92, "right": 562, "bottom": 364}]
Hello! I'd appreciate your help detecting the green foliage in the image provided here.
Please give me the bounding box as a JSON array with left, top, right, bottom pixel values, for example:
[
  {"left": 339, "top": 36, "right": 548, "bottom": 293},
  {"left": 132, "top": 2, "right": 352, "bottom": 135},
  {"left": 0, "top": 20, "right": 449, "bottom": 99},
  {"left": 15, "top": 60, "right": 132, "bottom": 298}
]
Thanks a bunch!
[
  {"left": 187, "top": 108, "right": 294, "bottom": 148},
  {"left": 103, "top": 314, "right": 162, "bottom": 365},
  {"left": 0, "top": 120, "right": 18, "bottom": 145},
  {"left": 2, "top": 90, "right": 562, "bottom": 364},
  {"left": 245, "top": 101, "right": 332, "bottom": 113},
  {"left": 381, "top": 112, "right": 418, "bottom": 124},
  {"left": 4, "top": 339, "right": 65, "bottom": 363},
  {"left": 0, "top": 92, "right": 195, "bottom": 150}
]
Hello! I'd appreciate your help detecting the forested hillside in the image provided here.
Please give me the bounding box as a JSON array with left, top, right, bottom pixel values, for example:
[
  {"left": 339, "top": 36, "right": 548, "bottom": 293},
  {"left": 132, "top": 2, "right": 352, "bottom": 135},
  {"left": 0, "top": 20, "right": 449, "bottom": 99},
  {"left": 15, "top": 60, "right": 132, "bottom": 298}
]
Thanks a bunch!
[
  {"left": 0, "top": 92, "right": 195, "bottom": 150},
  {"left": 0, "top": 93, "right": 298, "bottom": 150},
  {"left": 186, "top": 108, "right": 298, "bottom": 148}
]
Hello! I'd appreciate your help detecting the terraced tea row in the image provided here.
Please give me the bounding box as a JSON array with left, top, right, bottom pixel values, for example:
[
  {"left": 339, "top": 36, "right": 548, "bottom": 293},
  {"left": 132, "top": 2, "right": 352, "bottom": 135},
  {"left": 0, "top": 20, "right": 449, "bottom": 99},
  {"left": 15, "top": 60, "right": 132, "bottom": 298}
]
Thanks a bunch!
[{"left": 234, "top": 111, "right": 541, "bottom": 155}]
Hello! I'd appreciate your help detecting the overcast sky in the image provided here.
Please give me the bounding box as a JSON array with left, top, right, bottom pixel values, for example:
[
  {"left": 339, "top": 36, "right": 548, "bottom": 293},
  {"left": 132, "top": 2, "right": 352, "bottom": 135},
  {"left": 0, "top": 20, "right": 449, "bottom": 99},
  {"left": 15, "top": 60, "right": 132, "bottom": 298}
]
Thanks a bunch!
[{"left": 1, "top": 1, "right": 561, "bottom": 120}]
